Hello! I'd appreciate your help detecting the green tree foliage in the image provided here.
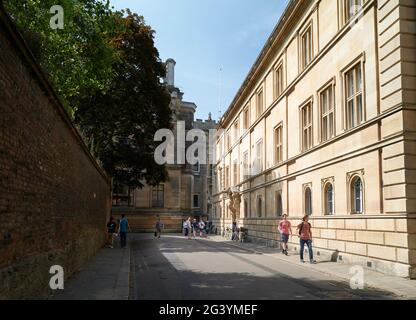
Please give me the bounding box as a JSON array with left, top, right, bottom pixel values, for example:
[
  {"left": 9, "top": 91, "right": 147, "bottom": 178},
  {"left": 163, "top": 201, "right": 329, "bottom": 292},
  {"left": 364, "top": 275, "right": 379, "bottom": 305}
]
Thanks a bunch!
[
  {"left": 74, "top": 10, "right": 172, "bottom": 188},
  {"left": 3, "top": 0, "right": 118, "bottom": 115},
  {"left": 3, "top": 1, "right": 172, "bottom": 188}
]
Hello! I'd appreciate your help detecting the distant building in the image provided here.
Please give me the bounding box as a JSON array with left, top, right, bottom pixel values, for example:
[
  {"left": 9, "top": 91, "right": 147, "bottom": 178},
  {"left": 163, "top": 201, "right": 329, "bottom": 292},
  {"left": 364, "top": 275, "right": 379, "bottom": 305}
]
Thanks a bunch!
[
  {"left": 112, "top": 59, "right": 217, "bottom": 232},
  {"left": 213, "top": 0, "right": 416, "bottom": 278}
]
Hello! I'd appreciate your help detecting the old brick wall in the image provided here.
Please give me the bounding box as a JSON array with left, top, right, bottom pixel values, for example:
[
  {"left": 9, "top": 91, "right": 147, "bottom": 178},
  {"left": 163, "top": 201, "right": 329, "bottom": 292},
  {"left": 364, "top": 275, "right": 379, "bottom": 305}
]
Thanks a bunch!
[{"left": 0, "top": 8, "right": 111, "bottom": 299}]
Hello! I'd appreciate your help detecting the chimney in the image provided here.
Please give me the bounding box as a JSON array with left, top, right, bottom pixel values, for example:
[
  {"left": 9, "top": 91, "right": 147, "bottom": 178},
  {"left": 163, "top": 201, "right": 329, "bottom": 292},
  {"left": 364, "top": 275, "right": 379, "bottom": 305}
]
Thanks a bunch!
[{"left": 165, "top": 58, "right": 176, "bottom": 86}]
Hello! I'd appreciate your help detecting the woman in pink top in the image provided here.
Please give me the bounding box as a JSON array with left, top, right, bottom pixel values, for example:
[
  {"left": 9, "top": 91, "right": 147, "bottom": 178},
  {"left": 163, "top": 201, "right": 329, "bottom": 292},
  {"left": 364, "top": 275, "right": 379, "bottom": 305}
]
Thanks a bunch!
[
  {"left": 297, "top": 215, "right": 316, "bottom": 264},
  {"left": 278, "top": 214, "right": 292, "bottom": 255}
]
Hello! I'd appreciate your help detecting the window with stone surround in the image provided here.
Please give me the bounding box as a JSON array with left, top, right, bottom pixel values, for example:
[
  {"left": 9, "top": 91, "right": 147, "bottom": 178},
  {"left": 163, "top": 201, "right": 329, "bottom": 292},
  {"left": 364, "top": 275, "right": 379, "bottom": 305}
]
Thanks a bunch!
[
  {"left": 233, "top": 120, "right": 239, "bottom": 143},
  {"left": 352, "top": 177, "right": 363, "bottom": 214},
  {"left": 347, "top": 170, "right": 365, "bottom": 214},
  {"left": 276, "top": 191, "right": 283, "bottom": 217},
  {"left": 344, "top": 61, "right": 364, "bottom": 130},
  {"left": 257, "top": 196, "right": 263, "bottom": 218},
  {"left": 243, "top": 105, "right": 250, "bottom": 130},
  {"left": 225, "top": 130, "right": 231, "bottom": 151},
  {"left": 303, "top": 184, "right": 312, "bottom": 216},
  {"left": 273, "top": 62, "right": 284, "bottom": 100},
  {"left": 319, "top": 82, "right": 335, "bottom": 142},
  {"left": 274, "top": 124, "right": 283, "bottom": 164},
  {"left": 300, "top": 101, "right": 313, "bottom": 152},
  {"left": 152, "top": 184, "right": 164, "bottom": 208},
  {"left": 255, "top": 139, "right": 263, "bottom": 173},
  {"left": 343, "top": 0, "right": 364, "bottom": 25},
  {"left": 244, "top": 198, "right": 248, "bottom": 218},
  {"left": 300, "top": 24, "right": 313, "bottom": 70},
  {"left": 256, "top": 88, "right": 264, "bottom": 119},
  {"left": 225, "top": 166, "right": 230, "bottom": 188},
  {"left": 193, "top": 194, "right": 200, "bottom": 208},
  {"left": 324, "top": 183, "right": 334, "bottom": 215},
  {"left": 233, "top": 159, "right": 239, "bottom": 186},
  {"left": 243, "top": 151, "right": 249, "bottom": 179}
]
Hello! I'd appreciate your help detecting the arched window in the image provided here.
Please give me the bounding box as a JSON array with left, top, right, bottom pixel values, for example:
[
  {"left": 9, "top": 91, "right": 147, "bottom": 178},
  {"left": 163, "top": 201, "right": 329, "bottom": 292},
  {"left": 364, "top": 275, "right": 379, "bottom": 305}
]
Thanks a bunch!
[
  {"left": 276, "top": 191, "right": 283, "bottom": 216},
  {"left": 304, "top": 187, "right": 312, "bottom": 215},
  {"left": 257, "top": 196, "right": 262, "bottom": 217},
  {"left": 324, "top": 183, "right": 334, "bottom": 215},
  {"left": 351, "top": 177, "right": 363, "bottom": 214}
]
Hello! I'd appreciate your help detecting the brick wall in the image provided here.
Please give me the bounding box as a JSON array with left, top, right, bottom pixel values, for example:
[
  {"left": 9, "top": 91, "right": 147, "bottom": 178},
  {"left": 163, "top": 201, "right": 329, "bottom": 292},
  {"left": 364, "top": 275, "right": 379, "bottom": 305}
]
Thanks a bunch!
[{"left": 0, "top": 8, "right": 111, "bottom": 298}]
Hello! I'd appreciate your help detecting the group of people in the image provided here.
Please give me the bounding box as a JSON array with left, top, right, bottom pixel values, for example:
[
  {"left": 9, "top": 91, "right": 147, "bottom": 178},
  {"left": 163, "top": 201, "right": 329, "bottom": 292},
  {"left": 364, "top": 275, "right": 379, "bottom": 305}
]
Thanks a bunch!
[
  {"left": 278, "top": 214, "right": 316, "bottom": 264},
  {"left": 106, "top": 214, "right": 131, "bottom": 249},
  {"left": 107, "top": 213, "right": 316, "bottom": 264},
  {"left": 182, "top": 217, "right": 210, "bottom": 239}
]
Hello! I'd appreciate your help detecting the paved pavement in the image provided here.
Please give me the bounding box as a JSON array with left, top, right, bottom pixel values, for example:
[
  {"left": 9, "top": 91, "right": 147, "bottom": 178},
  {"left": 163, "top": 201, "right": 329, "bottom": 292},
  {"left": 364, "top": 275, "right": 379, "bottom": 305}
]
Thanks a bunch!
[
  {"left": 130, "top": 234, "right": 398, "bottom": 300},
  {"left": 52, "top": 233, "right": 416, "bottom": 300},
  {"left": 208, "top": 235, "right": 416, "bottom": 299},
  {"left": 51, "top": 242, "right": 131, "bottom": 300}
]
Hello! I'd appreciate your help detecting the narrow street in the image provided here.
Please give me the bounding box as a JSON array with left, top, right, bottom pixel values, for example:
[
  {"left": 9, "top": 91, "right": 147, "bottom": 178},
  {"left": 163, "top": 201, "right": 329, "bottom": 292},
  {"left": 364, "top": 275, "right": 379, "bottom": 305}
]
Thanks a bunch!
[{"left": 129, "top": 234, "right": 396, "bottom": 300}]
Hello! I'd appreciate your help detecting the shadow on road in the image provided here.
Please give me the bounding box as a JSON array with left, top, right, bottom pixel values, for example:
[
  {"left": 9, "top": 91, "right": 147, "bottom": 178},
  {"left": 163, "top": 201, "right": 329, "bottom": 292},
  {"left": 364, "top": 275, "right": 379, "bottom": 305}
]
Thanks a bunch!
[{"left": 130, "top": 234, "right": 398, "bottom": 300}]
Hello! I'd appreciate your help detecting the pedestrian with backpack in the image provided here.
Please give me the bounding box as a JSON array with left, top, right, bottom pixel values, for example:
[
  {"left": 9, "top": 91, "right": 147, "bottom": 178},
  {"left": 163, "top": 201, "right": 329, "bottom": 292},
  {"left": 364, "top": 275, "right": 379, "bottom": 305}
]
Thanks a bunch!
[
  {"left": 297, "top": 215, "right": 316, "bottom": 264},
  {"left": 198, "top": 219, "right": 206, "bottom": 237}
]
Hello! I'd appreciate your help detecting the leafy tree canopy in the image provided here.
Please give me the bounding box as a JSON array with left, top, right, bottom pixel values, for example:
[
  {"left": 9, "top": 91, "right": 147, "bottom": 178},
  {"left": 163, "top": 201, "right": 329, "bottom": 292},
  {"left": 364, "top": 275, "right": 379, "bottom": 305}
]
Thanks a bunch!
[{"left": 3, "top": 1, "right": 172, "bottom": 188}]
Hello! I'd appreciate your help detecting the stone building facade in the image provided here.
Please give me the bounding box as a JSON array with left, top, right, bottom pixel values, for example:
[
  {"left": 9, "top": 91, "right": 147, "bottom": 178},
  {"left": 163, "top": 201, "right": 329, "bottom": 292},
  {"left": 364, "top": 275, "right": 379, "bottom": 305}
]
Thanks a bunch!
[
  {"left": 112, "top": 59, "right": 217, "bottom": 232},
  {"left": 212, "top": 0, "right": 416, "bottom": 278}
]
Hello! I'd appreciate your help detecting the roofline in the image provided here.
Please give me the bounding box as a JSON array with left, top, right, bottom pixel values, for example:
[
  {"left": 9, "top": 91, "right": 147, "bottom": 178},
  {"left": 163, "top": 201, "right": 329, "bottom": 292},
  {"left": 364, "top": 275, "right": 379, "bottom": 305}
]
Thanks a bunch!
[{"left": 219, "top": 0, "right": 302, "bottom": 128}]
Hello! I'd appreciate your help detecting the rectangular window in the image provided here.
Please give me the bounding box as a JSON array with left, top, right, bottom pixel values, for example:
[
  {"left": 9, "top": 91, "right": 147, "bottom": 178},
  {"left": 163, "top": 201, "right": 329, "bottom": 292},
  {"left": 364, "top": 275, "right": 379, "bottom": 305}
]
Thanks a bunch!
[
  {"left": 233, "top": 121, "right": 239, "bottom": 143},
  {"left": 301, "top": 26, "right": 313, "bottom": 70},
  {"left": 193, "top": 194, "right": 199, "bottom": 208},
  {"left": 225, "top": 166, "right": 230, "bottom": 188},
  {"left": 243, "top": 151, "right": 249, "bottom": 179},
  {"left": 320, "top": 85, "right": 335, "bottom": 142},
  {"left": 274, "top": 125, "right": 283, "bottom": 164},
  {"left": 152, "top": 184, "right": 164, "bottom": 208},
  {"left": 256, "top": 89, "right": 264, "bottom": 118},
  {"left": 344, "top": 0, "right": 363, "bottom": 24},
  {"left": 243, "top": 106, "right": 250, "bottom": 130},
  {"left": 301, "top": 102, "right": 313, "bottom": 152},
  {"left": 226, "top": 130, "right": 231, "bottom": 151},
  {"left": 256, "top": 139, "right": 263, "bottom": 173},
  {"left": 273, "top": 64, "right": 284, "bottom": 100},
  {"left": 233, "top": 160, "right": 239, "bottom": 186},
  {"left": 345, "top": 63, "right": 363, "bottom": 129}
]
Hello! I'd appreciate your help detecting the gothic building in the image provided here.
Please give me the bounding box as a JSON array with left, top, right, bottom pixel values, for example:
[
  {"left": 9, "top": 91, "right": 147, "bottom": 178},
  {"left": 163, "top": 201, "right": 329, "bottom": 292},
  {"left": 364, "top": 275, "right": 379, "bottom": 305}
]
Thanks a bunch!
[{"left": 112, "top": 59, "right": 217, "bottom": 232}]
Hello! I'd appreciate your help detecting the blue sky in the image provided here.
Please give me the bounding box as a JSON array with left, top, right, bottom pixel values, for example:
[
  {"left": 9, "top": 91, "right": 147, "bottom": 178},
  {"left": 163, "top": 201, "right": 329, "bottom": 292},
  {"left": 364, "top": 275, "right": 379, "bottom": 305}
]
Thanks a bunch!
[{"left": 111, "top": 1, "right": 289, "bottom": 120}]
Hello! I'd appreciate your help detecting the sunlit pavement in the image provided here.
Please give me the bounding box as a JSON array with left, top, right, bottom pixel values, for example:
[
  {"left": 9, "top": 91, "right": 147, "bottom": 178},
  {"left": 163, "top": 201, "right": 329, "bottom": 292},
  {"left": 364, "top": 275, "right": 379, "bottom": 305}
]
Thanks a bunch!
[{"left": 129, "top": 233, "right": 398, "bottom": 300}]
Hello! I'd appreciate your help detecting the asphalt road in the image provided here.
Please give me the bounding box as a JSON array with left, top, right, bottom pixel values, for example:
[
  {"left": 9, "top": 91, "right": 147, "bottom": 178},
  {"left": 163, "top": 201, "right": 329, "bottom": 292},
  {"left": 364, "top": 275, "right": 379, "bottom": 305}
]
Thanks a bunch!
[{"left": 130, "top": 233, "right": 395, "bottom": 300}]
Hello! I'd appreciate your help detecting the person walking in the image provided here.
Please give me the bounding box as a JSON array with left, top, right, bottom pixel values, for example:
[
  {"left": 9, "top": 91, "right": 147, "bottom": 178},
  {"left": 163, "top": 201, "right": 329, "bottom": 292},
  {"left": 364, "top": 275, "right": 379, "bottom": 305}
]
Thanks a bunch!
[
  {"left": 106, "top": 216, "right": 117, "bottom": 249},
  {"left": 155, "top": 217, "right": 162, "bottom": 239},
  {"left": 185, "top": 217, "right": 192, "bottom": 239},
  {"left": 192, "top": 218, "right": 198, "bottom": 238},
  {"left": 231, "top": 221, "right": 238, "bottom": 240},
  {"left": 118, "top": 214, "right": 131, "bottom": 249},
  {"left": 183, "top": 219, "right": 188, "bottom": 237},
  {"left": 297, "top": 215, "right": 316, "bottom": 264},
  {"left": 198, "top": 219, "right": 206, "bottom": 237},
  {"left": 278, "top": 214, "right": 292, "bottom": 255}
]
